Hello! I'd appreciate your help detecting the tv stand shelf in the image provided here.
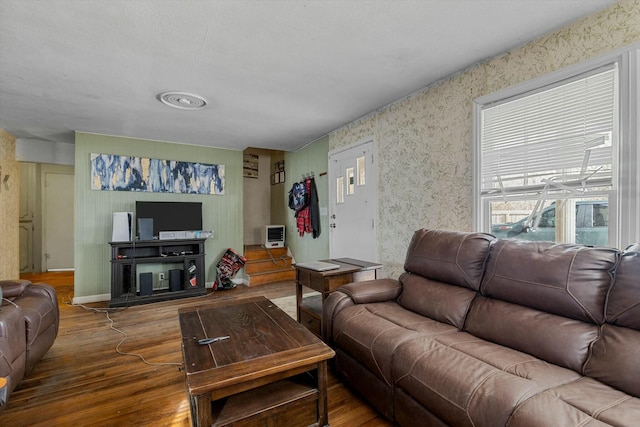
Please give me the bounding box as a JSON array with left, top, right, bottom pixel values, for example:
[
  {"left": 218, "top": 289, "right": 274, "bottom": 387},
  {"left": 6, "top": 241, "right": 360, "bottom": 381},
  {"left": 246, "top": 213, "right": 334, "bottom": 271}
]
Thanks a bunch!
[{"left": 109, "top": 239, "right": 206, "bottom": 307}]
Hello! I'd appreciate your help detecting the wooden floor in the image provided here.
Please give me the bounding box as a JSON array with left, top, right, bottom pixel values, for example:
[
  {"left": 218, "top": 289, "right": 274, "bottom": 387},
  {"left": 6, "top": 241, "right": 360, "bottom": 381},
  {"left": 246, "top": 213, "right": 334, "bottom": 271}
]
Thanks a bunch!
[{"left": 3, "top": 272, "right": 394, "bottom": 427}]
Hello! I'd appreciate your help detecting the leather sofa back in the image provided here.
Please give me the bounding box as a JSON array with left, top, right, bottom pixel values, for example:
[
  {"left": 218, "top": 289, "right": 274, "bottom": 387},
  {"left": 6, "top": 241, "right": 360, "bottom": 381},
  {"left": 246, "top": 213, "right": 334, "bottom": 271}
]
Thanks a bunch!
[
  {"left": 605, "top": 243, "right": 640, "bottom": 328},
  {"left": 465, "top": 240, "right": 618, "bottom": 373},
  {"left": 403, "top": 229, "right": 494, "bottom": 291},
  {"left": 585, "top": 245, "right": 640, "bottom": 397},
  {"left": 480, "top": 240, "right": 618, "bottom": 324},
  {"left": 398, "top": 229, "right": 494, "bottom": 329}
]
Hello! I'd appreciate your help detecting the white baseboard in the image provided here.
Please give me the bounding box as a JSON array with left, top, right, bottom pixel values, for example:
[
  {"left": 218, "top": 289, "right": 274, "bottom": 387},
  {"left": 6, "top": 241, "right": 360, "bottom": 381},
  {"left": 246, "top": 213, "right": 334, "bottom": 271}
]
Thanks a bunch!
[
  {"left": 72, "top": 293, "right": 110, "bottom": 305},
  {"left": 72, "top": 279, "right": 245, "bottom": 304}
]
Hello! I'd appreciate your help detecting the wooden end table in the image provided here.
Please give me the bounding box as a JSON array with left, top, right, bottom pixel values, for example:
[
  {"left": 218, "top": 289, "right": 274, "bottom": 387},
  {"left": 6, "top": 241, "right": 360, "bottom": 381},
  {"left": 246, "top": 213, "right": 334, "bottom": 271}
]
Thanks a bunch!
[
  {"left": 179, "top": 296, "right": 335, "bottom": 427},
  {"left": 296, "top": 258, "right": 382, "bottom": 339}
]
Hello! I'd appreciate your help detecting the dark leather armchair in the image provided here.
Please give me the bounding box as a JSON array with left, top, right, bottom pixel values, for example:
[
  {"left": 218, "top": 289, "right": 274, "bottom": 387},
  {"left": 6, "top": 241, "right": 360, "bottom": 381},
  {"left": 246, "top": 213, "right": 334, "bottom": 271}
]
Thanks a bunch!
[{"left": 0, "top": 279, "right": 59, "bottom": 410}]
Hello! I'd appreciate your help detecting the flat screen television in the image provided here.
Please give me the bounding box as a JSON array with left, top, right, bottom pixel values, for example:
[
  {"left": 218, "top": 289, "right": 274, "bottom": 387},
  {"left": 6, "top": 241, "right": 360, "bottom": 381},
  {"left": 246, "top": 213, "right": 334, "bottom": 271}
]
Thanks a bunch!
[{"left": 135, "top": 201, "right": 202, "bottom": 239}]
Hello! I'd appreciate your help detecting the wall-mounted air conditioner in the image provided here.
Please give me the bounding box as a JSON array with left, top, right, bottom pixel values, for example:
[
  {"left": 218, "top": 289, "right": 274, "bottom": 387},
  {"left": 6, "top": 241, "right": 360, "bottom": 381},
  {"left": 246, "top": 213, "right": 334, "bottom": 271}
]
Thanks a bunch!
[{"left": 263, "top": 225, "right": 285, "bottom": 248}]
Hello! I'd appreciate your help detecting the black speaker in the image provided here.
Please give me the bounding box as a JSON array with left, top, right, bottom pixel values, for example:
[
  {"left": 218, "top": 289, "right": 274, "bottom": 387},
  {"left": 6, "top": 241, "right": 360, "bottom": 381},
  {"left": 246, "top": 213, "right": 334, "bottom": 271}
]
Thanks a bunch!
[
  {"left": 169, "top": 269, "right": 182, "bottom": 292},
  {"left": 138, "top": 218, "right": 154, "bottom": 241},
  {"left": 139, "top": 272, "right": 153, "bottom": 296}
]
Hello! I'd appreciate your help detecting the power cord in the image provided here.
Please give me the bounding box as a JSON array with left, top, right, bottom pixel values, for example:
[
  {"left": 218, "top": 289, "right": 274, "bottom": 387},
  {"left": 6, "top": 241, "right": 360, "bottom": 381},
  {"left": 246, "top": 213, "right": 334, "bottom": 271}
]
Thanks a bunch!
[
  {"left": 67, "top": 296, "right": 182, "bottom": 369},
  {"left": 262, "top": 245, "right": 288, "bottom": 266}
]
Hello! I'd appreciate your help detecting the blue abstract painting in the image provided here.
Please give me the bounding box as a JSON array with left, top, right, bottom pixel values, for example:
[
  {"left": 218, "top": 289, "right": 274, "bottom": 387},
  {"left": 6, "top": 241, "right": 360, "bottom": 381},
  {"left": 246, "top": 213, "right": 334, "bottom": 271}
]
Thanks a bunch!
[{"left": 90, "top": 153, "right": 225, "bottom": 195}]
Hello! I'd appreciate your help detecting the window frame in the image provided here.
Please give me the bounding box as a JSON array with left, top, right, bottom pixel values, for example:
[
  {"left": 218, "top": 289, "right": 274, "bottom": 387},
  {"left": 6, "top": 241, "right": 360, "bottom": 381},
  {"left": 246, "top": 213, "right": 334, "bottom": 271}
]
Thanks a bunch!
[{"left": 473, "top": 44, "right": 640, "bottom": 249}]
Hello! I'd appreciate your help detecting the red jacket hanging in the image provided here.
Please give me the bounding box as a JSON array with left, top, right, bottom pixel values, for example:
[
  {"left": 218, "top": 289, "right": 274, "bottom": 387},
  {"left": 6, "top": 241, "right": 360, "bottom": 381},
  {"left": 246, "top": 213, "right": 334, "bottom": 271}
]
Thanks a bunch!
[{"left": 290, "top": 177, "right": 320, "bottom": 238}]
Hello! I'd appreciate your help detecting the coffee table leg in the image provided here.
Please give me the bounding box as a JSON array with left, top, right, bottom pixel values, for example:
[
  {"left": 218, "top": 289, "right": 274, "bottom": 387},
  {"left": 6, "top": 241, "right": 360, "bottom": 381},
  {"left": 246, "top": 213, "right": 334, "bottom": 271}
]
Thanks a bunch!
[
  {"left": 191, "top": 393, "right": 212, "bottom": 427},
  {"left": 318, "top": 360, "right": 329, "bottom": 427}
]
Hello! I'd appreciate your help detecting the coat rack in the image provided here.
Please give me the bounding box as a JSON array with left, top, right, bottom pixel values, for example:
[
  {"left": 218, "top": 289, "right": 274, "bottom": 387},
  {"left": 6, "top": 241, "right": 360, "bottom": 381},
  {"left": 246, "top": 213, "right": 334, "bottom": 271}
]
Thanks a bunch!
[{"left": 302, "top": 172, "right": 326, "bottom": 179}]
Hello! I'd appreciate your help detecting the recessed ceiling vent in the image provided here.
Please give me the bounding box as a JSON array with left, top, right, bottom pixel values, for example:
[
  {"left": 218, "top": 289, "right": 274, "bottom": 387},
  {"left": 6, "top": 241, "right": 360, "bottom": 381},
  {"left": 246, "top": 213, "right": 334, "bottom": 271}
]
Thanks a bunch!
[{"left": 157, "top": 91, "right": 207, "bottom": 110}]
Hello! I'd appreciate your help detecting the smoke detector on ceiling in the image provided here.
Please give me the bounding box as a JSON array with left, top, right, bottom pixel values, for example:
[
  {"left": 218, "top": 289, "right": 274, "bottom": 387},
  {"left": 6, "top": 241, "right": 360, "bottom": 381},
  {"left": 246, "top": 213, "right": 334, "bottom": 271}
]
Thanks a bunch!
[{"left": 157, "top": 91, "right": 207, "bottom": 110}]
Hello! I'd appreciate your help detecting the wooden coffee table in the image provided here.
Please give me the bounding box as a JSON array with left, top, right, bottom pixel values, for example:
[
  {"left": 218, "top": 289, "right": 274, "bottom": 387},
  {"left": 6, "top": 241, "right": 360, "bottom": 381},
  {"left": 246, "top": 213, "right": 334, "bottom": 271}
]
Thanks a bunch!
[{"left": 178, "top": 296, "right": 335, "bottom": 427}]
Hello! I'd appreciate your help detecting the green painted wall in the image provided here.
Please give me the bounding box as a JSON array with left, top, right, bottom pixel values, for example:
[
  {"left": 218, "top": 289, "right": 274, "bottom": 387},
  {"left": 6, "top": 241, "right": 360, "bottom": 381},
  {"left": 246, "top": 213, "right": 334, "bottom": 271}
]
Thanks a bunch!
[
  {"left": 272, "top": 136, "right": 330, "bottom": 263},
  {"left": 73, "top": 133, "right": 243, "bottom": 298}
]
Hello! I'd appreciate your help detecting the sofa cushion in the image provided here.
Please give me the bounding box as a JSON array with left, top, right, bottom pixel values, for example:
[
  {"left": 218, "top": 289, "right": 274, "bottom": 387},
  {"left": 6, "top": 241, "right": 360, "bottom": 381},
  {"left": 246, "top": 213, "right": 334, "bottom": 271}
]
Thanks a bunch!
[
  {"left": 392, "top": 332, "right": 581, "bottom": 427},
  {"left": 403, "top": 229, "right": 494, "bottom": 291},
  {"left": 605, "top": 247, "right": 640, "bottom": 329},
  {"left": 465, "top": 296, "right": 599, "bottom": 373},
  {"left": 585, "top": 325, "right": 640, "bottom": 398},
  {"left": 333, "top": 301, "right": 458, "bottom": 385},
  {"left": 481, "top": 240, "right": 618, "bottom": 324},
  {"left": 397, "top": 273, "right": 477, "bottom": 329},
  {"left": 583, "top": 246, "right": 640, "bottom": 398},
  {"left": 508, "top": 377, "right": 640, "bottom": 427}
]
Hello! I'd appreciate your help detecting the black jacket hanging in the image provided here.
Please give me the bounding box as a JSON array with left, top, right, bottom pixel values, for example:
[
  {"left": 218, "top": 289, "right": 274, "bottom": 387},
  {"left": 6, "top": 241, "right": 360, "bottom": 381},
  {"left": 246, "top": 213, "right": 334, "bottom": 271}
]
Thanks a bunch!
[{"left": 309, "top": 177, "right": 320, "bottom": 238}]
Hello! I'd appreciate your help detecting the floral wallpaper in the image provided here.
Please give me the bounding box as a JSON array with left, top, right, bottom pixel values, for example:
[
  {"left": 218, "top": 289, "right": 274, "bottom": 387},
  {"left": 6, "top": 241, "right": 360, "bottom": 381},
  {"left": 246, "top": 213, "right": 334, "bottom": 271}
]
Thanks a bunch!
[
  {"left": 329, "top": 0, "right": 640, "bottom": 279},
  {"left": 0, "top": 129, "right": 19, "bottom": 279}
]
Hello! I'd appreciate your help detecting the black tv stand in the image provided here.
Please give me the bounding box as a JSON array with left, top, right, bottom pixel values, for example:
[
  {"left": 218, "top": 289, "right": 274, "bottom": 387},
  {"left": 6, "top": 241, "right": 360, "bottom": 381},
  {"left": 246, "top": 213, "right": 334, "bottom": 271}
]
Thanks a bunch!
[{"left": 109, "top": 239, "right": 206, "bottom": 307}]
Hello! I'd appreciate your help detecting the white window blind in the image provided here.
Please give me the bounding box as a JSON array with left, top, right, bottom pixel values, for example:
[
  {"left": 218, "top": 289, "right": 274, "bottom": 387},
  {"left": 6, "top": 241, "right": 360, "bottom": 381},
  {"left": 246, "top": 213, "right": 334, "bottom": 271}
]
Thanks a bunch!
[{"left": 480, "top": 65, "right": 616, "bottom": 196}]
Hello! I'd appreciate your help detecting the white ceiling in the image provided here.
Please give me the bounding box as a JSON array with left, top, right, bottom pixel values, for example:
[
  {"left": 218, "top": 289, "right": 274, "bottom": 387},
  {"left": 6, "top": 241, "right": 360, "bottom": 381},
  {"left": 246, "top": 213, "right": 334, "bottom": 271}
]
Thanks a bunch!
[{"left": 0, "top": 0, "right": 617, "bottom": 152}]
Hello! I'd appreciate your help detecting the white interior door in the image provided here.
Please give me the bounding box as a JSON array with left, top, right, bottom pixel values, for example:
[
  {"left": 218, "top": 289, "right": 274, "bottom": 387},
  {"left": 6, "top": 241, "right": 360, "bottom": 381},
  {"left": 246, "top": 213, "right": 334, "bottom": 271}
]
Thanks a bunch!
[
  {"left": 19, "top": 162, "right": 36, "bottom": 273},
  {"left": 43, "top": 166, "right": 74, "bottom": 270},
  {"left": 329, "top": 140, "right": 377, "bottom": 261}
]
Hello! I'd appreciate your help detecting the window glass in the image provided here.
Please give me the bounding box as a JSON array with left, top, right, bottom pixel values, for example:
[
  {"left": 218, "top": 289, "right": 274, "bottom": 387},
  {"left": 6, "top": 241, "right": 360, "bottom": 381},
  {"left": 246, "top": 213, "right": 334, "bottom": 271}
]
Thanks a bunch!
[
  {"left": 479, "top": 64, "right": 618, "bottom": 246},
  {"left": 336, "top": 176, "right": 344, "bottom": 204},
  {"left": 489, "top": 197, "right": 609, "bottom": 246},
  {"left": 346, "top": 167, "right": 355, "bottom": 195},
  {"left": 357, "top": 156, "right": 366, "bottom": 186}
]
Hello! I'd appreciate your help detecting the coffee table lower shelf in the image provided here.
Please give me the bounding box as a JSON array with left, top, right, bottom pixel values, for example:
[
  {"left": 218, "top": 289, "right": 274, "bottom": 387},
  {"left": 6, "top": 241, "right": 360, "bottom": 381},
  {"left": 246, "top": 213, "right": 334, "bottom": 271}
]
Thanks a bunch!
[{"left": 200, "top": 374, "right": 319, "bottom": 427}]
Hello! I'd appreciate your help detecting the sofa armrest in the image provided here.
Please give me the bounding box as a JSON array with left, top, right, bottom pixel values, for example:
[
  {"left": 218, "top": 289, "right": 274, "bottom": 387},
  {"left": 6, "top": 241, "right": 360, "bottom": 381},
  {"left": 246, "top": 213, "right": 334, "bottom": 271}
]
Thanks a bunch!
[
  {"left": 339, "top": 278, "right": 402, "bottom": 304},
  {"left": 0, "top": 302, "right": 27, "bottom": 398},
  {"left": 322, "top": 279, "right": 402, "bottom": 345},
  {"left": 23, "top": 283, "right": 58, "bottom": 304},
  {"left": 323, "top": 291, "right": 354, "bottom": 345},
  {"left": 0, "top": 280, "right": 31, "bottom": 299},
  {"left": 22, "top": 283, "right": 60, "bottom": 330}
]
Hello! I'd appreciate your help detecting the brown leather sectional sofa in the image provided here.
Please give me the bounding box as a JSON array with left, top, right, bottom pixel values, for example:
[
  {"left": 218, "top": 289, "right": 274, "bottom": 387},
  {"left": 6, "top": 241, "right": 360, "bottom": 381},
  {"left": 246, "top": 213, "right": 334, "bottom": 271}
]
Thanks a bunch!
[
  {"left": 324, "top": 229, "right": 640, "bottom": 426},
  {"left": 0, "top": 279, "right": 59, "bottom": 410}
]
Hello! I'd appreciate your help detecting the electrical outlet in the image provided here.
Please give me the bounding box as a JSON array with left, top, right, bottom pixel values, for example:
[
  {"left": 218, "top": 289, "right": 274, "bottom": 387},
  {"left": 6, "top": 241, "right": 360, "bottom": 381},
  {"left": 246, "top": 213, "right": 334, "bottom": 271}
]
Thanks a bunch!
[{"left": 158, "top": 273, "right": 165, "bottom": 281}]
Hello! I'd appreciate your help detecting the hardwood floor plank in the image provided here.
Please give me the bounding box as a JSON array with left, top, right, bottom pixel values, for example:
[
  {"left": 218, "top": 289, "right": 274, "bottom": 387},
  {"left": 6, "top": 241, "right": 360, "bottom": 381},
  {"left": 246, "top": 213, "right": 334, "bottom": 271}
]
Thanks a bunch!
[{"left": 2, "top": 272, "right": 393, "bottom": 426}]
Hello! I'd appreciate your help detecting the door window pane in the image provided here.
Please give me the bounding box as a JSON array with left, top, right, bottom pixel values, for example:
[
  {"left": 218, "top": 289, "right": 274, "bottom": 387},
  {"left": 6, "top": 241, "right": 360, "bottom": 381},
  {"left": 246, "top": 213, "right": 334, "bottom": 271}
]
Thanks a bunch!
[
  {"left": 357, "top": 156, "right": 366, "bottom": 186},
  {"left": 336, "top": 176, "right": 344, "bottom": 204},
  {"left": 346, "top": 167, "right": 355, "bottom": 195}
]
